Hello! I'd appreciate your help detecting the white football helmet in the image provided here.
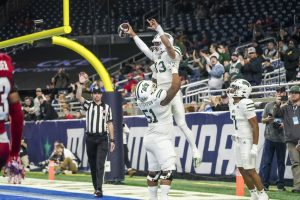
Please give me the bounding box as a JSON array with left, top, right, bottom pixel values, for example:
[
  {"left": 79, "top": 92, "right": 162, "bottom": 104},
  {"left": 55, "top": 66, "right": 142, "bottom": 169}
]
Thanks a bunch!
[
  {"left": 227, "top": 79, "right": 252, "bottom": 98},
  {"left": 151, "top": 33, "right": 174, "bottom": 55},
  {"left": 135, "top": 80, "right": 157, "bottom": 101}
]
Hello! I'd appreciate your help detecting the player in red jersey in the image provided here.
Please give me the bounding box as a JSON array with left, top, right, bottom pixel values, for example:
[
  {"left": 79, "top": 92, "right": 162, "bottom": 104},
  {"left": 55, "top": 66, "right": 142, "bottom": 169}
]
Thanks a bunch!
[{"left": 0, "top": 53, "right": 24, "bottom": 183}]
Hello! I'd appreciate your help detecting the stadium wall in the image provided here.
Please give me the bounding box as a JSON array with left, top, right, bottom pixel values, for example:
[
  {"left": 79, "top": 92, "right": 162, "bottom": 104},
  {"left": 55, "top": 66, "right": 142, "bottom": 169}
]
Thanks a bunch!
[{"left": 19, "top": 111, "right": 293, "bottom": 180}]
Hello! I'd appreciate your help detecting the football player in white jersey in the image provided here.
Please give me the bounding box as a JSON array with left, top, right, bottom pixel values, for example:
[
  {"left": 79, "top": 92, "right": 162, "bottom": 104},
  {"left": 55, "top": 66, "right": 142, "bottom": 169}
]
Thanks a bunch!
[
  {"left": 135, "top": 65, "right": 181, "bottom": 200},
  {"left": 227, "top": 79, "right": 269, "bottom": 200},
  {"left": 125, "top": 19, "right": 202, "bottom": 167}
]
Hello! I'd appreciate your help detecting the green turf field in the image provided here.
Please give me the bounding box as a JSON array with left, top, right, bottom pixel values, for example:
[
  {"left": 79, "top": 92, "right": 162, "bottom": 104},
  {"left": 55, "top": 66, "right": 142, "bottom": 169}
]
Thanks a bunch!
[{"left": 25, "top": 172, "right": 300, "bottom": 200}]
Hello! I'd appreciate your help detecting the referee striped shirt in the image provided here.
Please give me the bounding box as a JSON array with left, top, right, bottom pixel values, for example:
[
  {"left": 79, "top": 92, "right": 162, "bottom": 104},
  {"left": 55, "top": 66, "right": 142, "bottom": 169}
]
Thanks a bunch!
[{"left": 83, "top": 100, "right": 113, "bottom": 134}]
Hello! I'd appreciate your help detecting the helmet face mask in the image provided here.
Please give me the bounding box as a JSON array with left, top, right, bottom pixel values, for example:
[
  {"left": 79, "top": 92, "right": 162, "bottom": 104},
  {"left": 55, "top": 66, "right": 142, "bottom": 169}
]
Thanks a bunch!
[
  {"left": 227, "top": 79, "right": 252, "bottom": 98},
  {"left": 151, "top": 33, "right": 174, "bottom": 55},
  {"left": 135, "top": 80, "right": 157, "bottom": 101}
]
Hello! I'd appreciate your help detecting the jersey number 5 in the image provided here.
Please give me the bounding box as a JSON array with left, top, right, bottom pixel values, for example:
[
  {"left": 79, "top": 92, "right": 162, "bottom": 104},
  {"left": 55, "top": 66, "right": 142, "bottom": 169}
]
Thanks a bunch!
[
  {"left": 232, "top": 115, "right": 238, "bottom": 130},
  {"left": 142, "top": 109, "right": 158, "bottom": 123}
]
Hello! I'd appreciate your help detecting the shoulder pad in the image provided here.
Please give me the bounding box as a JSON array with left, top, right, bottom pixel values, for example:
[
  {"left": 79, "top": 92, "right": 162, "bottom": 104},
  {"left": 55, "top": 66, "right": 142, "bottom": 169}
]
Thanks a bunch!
[
  {"left": 173, "top": 46, "right": 182, "bottom": 56},
  {"left": 240, "top": 98, "right": 255, "bottom": 110},
  {"left": 153, "top": 88, "right": 167, "bottom": 102}
]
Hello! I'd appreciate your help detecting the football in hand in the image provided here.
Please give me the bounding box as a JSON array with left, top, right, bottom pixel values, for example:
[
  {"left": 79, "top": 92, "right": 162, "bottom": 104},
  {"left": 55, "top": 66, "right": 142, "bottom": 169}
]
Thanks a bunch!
[{"left": 118, "top": 23, "right": 129, "bottom": 38}]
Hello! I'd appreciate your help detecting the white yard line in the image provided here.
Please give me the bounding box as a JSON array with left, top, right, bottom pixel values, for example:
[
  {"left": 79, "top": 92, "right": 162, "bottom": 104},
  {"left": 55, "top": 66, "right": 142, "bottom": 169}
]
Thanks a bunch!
[{"left": 0, "top": 177, "right": 249, "bottom": 200}]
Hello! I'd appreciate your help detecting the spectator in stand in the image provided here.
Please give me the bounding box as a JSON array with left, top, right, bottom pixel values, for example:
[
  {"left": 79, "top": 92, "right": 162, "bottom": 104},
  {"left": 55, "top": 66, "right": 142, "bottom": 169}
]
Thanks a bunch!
[
  {"left": 217, "top": 44, "right": 230, "bottom": 65},
  {"left": 278, "top": 40, "right": 288, "bottom": 54},
  {"left": 259, "top": 86, "right": 287, "bottom": 192},
  {"left": 186, "top": 101, "right": 200, "bottom": 113},
  {"left": 23, "top": 97, "right": 36, "bottom": 121},
  {"left": 200, "top": 43, "right": 219, "bottom": 66},
  {"left": 199, "top": 96, "right": 220, "bottom": 112},
  {"left": 212, "top": 93, "right": 229, "bottom": 111},
  {"left": 52, "top": 68, "right": 69, "bottom": 90},
  {"left": 281, "top": 39, "right": 300, "bottom": 82},
  {"left": 90, "top": 80, "right": 105, "bottom": 93},
  {"left": 292, "top": 27, "right": 300, "bottom": 45},
  {"left": 74, "top": 110, "right": 83, "bottom": 119},
  {"left": 63, "top": 106, "right": 74, "bottom": 119},
  {"left": 241, "top": 47, "right": 263, "bottom": 86},
  {"left": 174, "top": 35, "right": 187, "bottom": 56},
  {"left": 278, "top": 28, "right": 289, "bottom": 42},
  {"left": 223, "top": 52, "right": 242, "bottom": 89},
  {"left": 78, "top": 72, "right": 93, "bottom": 100},
  {"left": 193, "top": 49, "right": 208, "bottom": 80},
  {"left": 208, "top": 43, "right": 219, "bottom": 61},
  {"left": 263, "top": 41, "right": 279, "bottom": 60},
  {"left": 262, "top": 58, "right": 275, "bottom": 73},
  {"left": 38, "top": 96, "right": 58, "bottom": 120},
  {"left": 206, "top": 55, "right": 225, "bottom": 91},
  {"left": 34, "top": 88, "right": 46, "bottom": 120},
  {"left": 252, "top": 41, "right": 263, "bottom": 57},
  {"left": 123, "top": 73, "right": 137, "bottom": 93}
]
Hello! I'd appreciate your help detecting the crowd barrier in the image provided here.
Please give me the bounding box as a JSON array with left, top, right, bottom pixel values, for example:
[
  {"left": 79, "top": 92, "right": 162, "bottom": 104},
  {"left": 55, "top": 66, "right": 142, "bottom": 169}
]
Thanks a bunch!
[{"left": 20, "top": 111, "right": 292, "bottom": 181}]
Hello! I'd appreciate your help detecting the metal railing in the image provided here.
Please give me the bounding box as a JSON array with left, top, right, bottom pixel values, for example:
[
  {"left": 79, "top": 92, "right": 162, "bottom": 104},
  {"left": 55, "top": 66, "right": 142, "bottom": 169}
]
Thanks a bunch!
[{"left": 183, "top": 79, "right": 209, "bottom": 103}]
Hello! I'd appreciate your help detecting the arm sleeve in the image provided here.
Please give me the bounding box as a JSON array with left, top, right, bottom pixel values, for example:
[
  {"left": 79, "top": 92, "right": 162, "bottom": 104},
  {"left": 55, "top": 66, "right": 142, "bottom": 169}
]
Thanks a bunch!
[
  {"left": 133, "top": 35, "right": 154, "bottom": 61},
  {"left": 242, "top": 99, "right": 256, "bottom": 119},
  {"left": 82, "top": 100, "right": 90, "bottom": 111},
  {"left": 173, "top": 46, "right": 182, "bottom": 62},
  {"left": 157, "top": 89, "right": 167, "bottom": 103}
]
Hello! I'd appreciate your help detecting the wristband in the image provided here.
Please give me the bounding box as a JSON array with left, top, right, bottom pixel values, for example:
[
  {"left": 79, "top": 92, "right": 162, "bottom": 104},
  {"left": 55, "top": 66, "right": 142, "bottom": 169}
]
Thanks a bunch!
[
  {"left": 155, "top": 25, "right": 164, "bottom": 36},
  {"left": 171, "top": 67, "right": 178, "bottom": 74},
  {"left": 252, "top": 144, "right": 258, "bottom": 150}
]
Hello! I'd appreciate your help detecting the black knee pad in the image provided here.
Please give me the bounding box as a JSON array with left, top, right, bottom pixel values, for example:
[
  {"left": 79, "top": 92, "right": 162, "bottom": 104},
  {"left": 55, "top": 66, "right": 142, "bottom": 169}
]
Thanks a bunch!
[
  {"left": 160, "top": 170, "right": 174, "bottom": 181},
  {"left": 147, "top": 171, "right": 161, "bottom": 182}
]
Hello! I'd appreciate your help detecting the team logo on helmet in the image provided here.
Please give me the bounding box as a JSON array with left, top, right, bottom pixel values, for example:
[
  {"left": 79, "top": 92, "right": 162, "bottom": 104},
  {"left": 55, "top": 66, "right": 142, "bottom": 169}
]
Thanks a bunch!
[
  {"left": 135, "top": 80, "right": 157, "bottom": 101},
  {"left": 227, "top": 79, "right": 252, "bottom": 98}
]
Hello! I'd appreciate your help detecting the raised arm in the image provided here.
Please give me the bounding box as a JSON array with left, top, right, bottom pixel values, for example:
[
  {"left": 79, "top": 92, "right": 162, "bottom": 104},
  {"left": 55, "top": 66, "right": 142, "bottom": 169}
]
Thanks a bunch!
[
  {"left": 126, "top": 23, "right": 154, "bottom": 61},
  {"left": 160, "top": 66, "right": 181, "bottom": 106},
  {"left": 147, "top": 19, "right": 176, "bottom": 59},
  {"left": 76, "top": 83, "right": 85, "bottom": 104}
]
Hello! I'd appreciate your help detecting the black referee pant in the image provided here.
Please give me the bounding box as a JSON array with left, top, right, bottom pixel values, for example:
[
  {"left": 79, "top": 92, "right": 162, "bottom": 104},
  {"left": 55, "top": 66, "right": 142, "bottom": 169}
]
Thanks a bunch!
[{"left": 86, "top": 133, "right": 108, "bottom": 191}]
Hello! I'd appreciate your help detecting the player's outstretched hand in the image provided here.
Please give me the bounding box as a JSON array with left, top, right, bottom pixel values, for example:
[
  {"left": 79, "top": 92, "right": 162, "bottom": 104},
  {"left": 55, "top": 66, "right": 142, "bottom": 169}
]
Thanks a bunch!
[
  {"left": 147, "top": 18, "right": 159, "bottom": 31},
  {"left": 122, "top": 23, "right": 136, "bottom": 37}
]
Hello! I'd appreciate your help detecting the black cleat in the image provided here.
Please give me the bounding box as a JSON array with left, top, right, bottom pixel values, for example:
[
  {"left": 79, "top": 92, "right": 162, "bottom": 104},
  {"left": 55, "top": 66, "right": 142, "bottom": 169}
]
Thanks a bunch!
[{"left": 94, "top": 190, "right": 103, "bottom": 197}]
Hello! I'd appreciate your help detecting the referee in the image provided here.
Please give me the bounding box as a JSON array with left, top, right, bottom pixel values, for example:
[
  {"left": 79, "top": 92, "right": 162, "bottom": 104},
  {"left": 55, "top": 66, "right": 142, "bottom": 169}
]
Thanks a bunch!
[{"left": 76, "top": 77, "right": 115, "bottom": 198}]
